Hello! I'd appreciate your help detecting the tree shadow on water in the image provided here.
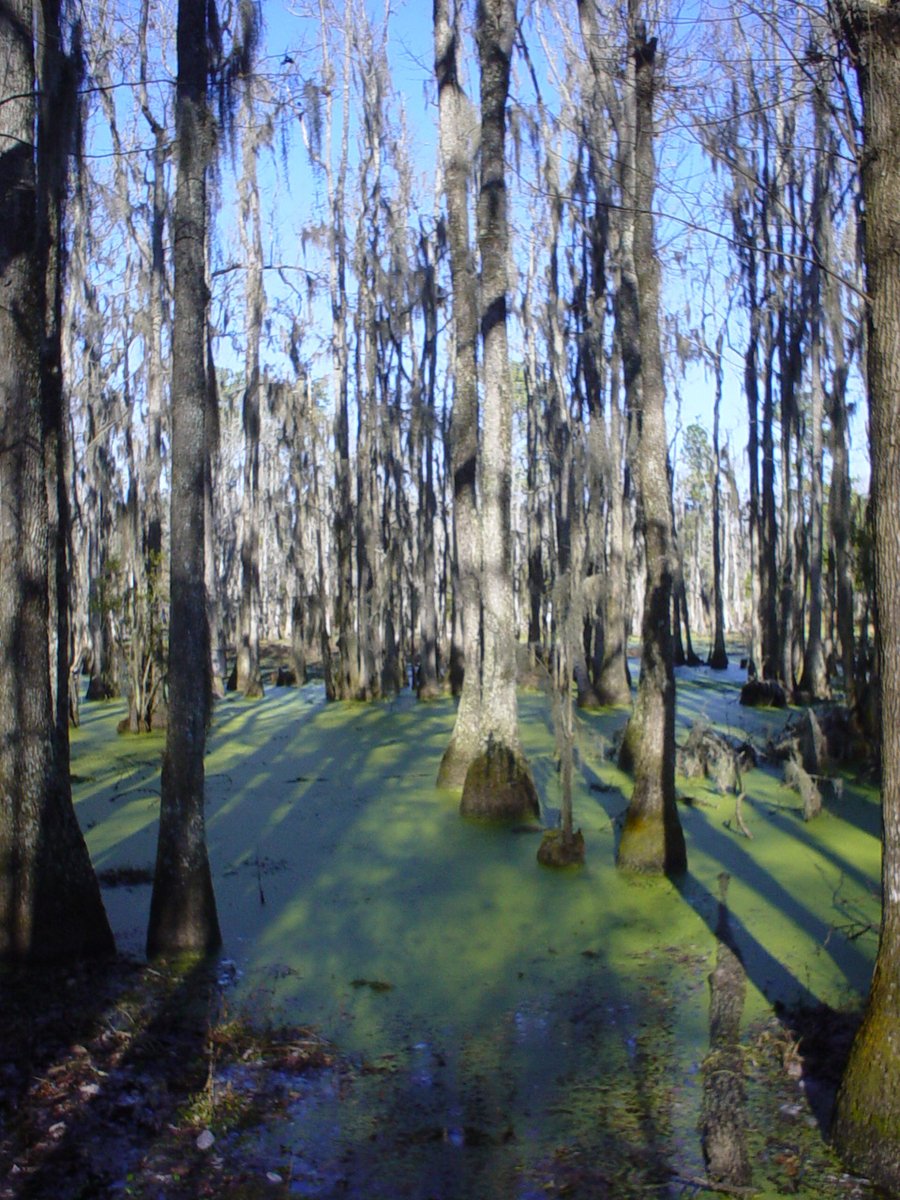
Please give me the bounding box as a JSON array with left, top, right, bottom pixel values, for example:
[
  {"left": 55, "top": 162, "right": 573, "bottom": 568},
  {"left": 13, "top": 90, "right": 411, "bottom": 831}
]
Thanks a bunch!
[
  {"left": 260, "top": 954, "right": 687, "bottom": 1200},
  {"left": 684, "top": 804, "right": 873, "bottom": 999}
]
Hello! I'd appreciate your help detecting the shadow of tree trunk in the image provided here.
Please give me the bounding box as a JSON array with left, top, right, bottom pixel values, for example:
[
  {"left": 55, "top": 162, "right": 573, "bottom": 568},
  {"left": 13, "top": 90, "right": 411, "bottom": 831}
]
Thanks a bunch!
[{"left": 701, "top": 871, "right": 752, "bottom": 1189}]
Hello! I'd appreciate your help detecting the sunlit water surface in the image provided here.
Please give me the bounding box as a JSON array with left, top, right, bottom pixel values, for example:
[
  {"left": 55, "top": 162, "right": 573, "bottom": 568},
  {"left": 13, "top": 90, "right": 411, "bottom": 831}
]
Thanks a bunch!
[{"left": 72, "top": 663, "right": 881, "bottom": 1197}]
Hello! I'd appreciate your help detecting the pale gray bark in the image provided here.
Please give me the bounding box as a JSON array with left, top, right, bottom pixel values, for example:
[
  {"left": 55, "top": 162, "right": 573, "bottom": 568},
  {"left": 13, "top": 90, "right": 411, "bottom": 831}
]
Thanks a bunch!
[
  {"left": 435, "top": 0, "right": 484, "bottom": 786},
  {"left": 577, "top": 0, "right": 632, "bottom": 708},
  {"left": 615, "top": 3, "right": 686, "bottom": 875},
  {"left": 459, "top": 0, "right": 538, "bottom": 821}
]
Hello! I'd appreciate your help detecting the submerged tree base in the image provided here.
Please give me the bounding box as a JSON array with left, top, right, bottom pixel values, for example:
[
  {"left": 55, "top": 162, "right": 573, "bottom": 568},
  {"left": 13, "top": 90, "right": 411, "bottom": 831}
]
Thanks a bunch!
[
  {"left": 537, "top": 828, "right": 585, "bottom": 868},
  {"left": 460, "top": 738, "right": 540, "bottom": 822},
  {"left": 616, "top": 805, "right": 687, "bottom": 876},
  {"left": 739, "top": 679, "right": 787, "bottom": 708},
  {"left": 436, "top": 736, "right": 477, "bottom": 789},
  {"left": 833, "top": 991, "right": 900, "bottom": 1194},
  {"left": 417, "top": 679, "right": 444, "bottom": 703}
]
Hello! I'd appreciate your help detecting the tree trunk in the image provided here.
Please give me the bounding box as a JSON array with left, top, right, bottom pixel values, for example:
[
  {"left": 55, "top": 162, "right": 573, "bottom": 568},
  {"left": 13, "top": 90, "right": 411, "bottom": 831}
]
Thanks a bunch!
[
  {"left": 321, "top": 9, "right": 355, "bottom": 703},
  {"left": 833, "top": 5, "right": 900, "bottom": 1189},
  {"left": 615, "top": 5, "right": 686, "bottom": 876},
  {"left": 522, "top": 244, "right": 548, "bottom": 656},
  {"left": 460, "top": 0, "right": 538, "bottom": 822},
  {"left": 798, "top": 322, "right": 828, "bottom": 698},
  {"left": 235, "top": 81, "right": 265, "bottom": 700},
  {"left": 745, "top": 307, "right": 763, "bottom": 677},
  {"left": 0, "top": 0, "right": 113, "bottom": 961},
  {"left": 760, "top": 320, "right": 780, "bottom": 681},
  {"left": 595, "top": 340, "right": 633, "bottom": 705},
  {"left": 435, "top": 0, "right": 485, "bottom": 787},
  {"left": 120, "top": 0, "right": 169, "bottom": 734},
  {"left": 578, "top": 0, "right": 632, "bottom": 708},
  {"left": 709, "top": 333, "right": 729, "bottom": 669},
  {"left": 826, "top": 250, "right": 856, "bottom": 707},
  {"left": 147, "top": 0, "right": 221, "bottom": 957},
  {"left": 417, "top": 230, "right": 442, "bottom": 700},
  {"left": 799, "top": 73, "right": 832, "bottom": 701}
]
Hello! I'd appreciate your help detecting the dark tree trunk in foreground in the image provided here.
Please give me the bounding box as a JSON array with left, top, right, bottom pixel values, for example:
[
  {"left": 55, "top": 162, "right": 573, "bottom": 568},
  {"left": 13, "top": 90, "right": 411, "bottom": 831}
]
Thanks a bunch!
[
  {"left": 0, "top": 0, "right": 113, "bottom": 961},
  {"left": 833, "top": 3, "right": 900, "bottom": 1188},
  {"left": 459, "top": 0, "right": 538, "bottom": 821},
  {"left": 616, "top": 6, "right": 686, "bottom": 875},
  {"left": 435, "top": 0, "right": 485, "bottom": 786},
  {"left": 147, "top": 0, "right": 221, "bottom": 957}
]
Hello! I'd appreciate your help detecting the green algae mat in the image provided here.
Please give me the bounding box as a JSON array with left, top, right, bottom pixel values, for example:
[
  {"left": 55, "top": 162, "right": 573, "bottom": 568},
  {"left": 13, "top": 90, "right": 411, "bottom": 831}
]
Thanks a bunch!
[{"left": 70, "top": 661, "right": 883, "bottom": 1199}]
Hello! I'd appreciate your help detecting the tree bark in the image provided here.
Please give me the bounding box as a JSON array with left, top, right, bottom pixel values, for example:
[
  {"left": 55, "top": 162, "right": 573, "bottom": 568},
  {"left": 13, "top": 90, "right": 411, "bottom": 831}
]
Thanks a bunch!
[
  {"left": 760, "top": 317, "right": 780, "bottom": 681},
  {"left": 460, "top": 0, "right": 538, "bottom": 821},
  {"left": 0, "top": 0, "right": 113, "bottom": 961},
  {"left": 147, "top": 0, "right": 221, "bottom": 957},
  {"left": 798, "top": 71, "right": 832, "bottom": 701},
  {"left": 578, "top": 0, "right": 633, "bottom": 708},
  {"left": 316, "top": 4, "right": 355, "bottom": 702},
  {"left": 615, "top": 5, "right": 686, "bottom": 876},
  {"left": 417, "top": 230, "right": 442, "bottom": 700},
  {"left": 833, "top": 4, "right": 900, "bottom": 1189},
  {"left": 709, "top": 333, "right": 729, "bottom": 669},
  {"left": 825, "top": 243, "right": 856, "bottom": 708},
  {"left": 235, "top": 79, "right": 265, "bottom": 700},
  {"left": 435, "top": 0, "right": 485, "bottom": 786}
]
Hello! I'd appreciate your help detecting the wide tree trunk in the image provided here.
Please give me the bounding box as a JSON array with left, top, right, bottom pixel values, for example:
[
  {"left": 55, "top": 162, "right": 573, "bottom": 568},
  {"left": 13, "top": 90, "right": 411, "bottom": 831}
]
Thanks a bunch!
[
  {"left": 459, "top": 0, "right": 538, "bottom": 821},
  {"left": 833, "top": 4, "right": 900, "bottom": 1189},
  {"left": 0, "top": 0, "right": 113, "bottom": 961},
  {"left": 578, "top": 0, "right": 632, "bottom": 708},
  {"left": 435, "top": 0, "right": 485, "bottom": 787},
  {"left": 147, "top": 0, "right": 221, "bottom": 957},
  {"left": 615, "top": 5, "right": 686, "bottom": 876}
]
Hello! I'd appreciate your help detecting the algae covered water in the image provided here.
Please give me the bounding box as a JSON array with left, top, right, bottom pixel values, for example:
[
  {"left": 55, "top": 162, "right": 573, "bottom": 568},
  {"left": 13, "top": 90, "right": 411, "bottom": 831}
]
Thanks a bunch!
[{"left": 71, "top": 661, "right": 882, "bottom": 1198}]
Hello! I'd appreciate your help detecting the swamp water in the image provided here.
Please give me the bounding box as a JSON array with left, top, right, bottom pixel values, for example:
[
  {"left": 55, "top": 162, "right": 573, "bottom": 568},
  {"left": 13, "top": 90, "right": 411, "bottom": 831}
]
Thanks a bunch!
[{"left": 72, "top": 661, "right": 883, "bottom": 1198}]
